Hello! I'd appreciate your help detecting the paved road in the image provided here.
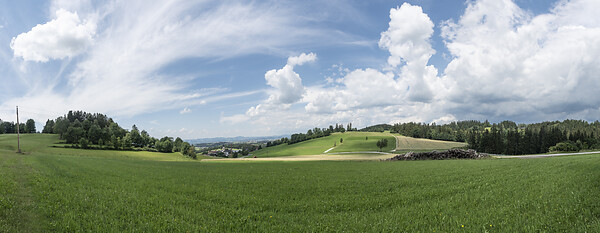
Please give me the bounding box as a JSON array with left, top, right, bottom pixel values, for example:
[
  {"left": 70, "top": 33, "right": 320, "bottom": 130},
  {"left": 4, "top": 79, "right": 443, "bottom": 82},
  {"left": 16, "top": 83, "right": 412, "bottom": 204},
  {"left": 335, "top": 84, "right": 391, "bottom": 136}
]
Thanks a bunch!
[{"left": 494, "top": 151, "right": 600, "bottom": 159}]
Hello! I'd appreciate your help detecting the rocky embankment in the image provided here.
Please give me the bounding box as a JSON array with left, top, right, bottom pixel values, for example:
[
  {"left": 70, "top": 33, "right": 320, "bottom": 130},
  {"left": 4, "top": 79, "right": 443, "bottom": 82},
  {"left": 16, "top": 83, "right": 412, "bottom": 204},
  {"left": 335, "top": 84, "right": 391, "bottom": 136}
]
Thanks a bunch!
[{"left": 387, "top": 149, "right": 488, "bottom": 161}]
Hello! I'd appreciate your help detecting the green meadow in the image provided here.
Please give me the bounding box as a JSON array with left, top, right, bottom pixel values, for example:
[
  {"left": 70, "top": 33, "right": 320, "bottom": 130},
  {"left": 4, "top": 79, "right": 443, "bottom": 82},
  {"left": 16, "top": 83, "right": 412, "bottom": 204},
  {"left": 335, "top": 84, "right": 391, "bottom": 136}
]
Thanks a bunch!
[
  {"left": 252, "top": 132, "right": 396, "bottom": 157},
  {"left": 328, "top": 132, "right": 396, "bottom": 153},
  {"left": 1, "top": 134, "right": 599, "bottom": 232}
]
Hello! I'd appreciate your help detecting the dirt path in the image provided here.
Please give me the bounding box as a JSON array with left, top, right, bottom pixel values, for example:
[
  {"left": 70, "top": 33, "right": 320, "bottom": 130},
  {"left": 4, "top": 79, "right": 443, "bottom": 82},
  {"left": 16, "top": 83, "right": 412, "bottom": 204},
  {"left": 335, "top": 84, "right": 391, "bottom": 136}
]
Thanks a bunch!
[
  {"left": 393, "top": 134, "right": 400, "bottom": 151},
  {"left": 323, "top": 147, "right": 335, "bottom": 153},
  {"left": 494, "top": 151, "right": 600, "bottom": 159}
]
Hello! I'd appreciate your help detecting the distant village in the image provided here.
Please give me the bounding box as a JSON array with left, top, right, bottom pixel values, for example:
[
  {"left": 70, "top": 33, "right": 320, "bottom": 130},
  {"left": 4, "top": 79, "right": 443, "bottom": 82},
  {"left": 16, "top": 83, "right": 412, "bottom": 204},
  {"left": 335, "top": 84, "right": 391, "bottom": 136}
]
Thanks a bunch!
[{"left": 206, "top": 147, "right": 242, "bottom": 157}]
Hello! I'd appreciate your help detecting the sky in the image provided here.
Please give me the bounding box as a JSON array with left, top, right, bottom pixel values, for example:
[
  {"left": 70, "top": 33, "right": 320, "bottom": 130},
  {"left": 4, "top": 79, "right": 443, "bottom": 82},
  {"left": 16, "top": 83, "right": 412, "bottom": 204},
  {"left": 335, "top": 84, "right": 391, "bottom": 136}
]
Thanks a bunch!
[{"left": 1, "top": 0, "right": 599, "bottom": 139}]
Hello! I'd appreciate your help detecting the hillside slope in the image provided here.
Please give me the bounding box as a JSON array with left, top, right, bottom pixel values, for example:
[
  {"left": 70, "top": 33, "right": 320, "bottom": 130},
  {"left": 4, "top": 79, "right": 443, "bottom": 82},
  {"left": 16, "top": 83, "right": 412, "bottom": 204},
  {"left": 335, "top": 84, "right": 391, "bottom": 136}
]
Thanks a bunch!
[
  {"left": 252, "top": 132, "right": 468, "bottom": 157},
  {"left": 394, "top": 135, "right": 467, "bottom": 152},
  {"left": 252, "top": 132, "right": 396, "bottom": 157}
]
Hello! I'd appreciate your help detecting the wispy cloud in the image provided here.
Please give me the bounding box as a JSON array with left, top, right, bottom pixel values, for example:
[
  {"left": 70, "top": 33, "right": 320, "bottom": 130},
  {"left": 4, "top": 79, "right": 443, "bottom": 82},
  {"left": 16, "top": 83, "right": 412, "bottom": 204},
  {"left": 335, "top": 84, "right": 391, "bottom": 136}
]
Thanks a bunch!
[
  {"left": 1, "top": 0, "right": 335, "bottom": 123},
  {"left": 179, "top": 107, "right": 191, "bottom": 114}
]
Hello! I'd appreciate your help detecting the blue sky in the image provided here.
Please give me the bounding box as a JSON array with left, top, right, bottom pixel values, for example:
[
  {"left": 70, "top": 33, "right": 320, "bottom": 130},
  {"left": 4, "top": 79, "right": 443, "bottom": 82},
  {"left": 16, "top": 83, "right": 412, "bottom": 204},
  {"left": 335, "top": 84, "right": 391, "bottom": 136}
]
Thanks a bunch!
[{"left": 1, "top": 0, "right": 599, "bottom": 139}]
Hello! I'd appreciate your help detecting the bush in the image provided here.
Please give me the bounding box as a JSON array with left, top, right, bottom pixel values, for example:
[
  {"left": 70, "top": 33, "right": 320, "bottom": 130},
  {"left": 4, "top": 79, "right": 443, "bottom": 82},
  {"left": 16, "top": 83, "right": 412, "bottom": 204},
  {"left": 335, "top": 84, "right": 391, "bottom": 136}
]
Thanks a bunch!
[
  {"left": 79, "top": 138, "right": 90, "bottom": 149},
  {"left": 549, "top": 141, "right": 579, "bottom": 152}
]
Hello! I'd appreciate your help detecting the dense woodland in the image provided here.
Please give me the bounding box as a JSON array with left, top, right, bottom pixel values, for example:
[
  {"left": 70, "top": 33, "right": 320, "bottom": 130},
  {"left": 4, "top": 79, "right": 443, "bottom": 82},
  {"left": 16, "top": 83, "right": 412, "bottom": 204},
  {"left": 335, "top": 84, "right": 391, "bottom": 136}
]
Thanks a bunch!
[
  {"left": 41, "top": 111, "right": 197, "bottom": 158},
  {"left": 381, "top": 120, "right": 600, "bottom": 155},
  {"left": 267, "top": 123, "right": 357, "bottom": 147}
]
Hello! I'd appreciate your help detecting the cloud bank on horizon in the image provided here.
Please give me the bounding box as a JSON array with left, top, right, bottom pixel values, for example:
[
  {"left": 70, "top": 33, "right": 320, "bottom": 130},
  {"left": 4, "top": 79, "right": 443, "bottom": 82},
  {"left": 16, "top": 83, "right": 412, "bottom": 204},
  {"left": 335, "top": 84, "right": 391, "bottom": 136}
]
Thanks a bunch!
[{"left": 1, "top": 0, "right": 599, "bottom": 138}]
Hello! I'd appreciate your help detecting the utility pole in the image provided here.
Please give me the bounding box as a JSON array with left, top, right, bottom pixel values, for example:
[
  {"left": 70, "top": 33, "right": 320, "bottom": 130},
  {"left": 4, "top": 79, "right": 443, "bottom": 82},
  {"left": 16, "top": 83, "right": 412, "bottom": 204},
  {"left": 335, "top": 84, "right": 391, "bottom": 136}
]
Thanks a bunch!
[{"left": 16, "top": 106, "right": 21, "bottom": 153}]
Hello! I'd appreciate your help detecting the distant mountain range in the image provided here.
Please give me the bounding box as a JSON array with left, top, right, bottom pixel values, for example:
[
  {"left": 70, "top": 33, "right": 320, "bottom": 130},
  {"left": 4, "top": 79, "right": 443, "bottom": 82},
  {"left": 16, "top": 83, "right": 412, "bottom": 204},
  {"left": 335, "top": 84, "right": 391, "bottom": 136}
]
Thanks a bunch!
[{"left": 185, "top": 134, "right": 290, "bottom": 144}]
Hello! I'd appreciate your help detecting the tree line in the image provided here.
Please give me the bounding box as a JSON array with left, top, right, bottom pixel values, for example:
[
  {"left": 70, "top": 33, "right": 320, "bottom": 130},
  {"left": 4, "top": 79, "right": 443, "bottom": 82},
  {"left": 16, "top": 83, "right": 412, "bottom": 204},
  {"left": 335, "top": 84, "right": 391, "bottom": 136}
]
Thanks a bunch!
[
  {"left": 468, "top": 120, "right": 600, "bottom": 154},
  {"left": 266, "top": 123, "right": 357, "bottom": 147},
  {"left": 42, "top": 110, "right": 197, "bottom": 158},
  {"left": 0, "top": 118, "right": 37, "bottom": 134},
  {"left": 383, "top": 119, "right": 600, "bottom": 154}
]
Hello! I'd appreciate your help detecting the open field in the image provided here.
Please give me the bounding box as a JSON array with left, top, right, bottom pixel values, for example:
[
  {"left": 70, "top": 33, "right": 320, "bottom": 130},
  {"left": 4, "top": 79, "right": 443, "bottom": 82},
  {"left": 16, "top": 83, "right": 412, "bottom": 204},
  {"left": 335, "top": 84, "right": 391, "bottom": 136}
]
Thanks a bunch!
[
  {"left": 328, "top": 132, "right": 396, "bottom": 153},
  {"left": 1, "top": 134, "right": 600, "bottom": 231},
  {"left": 251, "top": 132, "right": 396, "bottom": 157},
  {"left": 394, "top": 135, "right": 467, "bottom": 152}
]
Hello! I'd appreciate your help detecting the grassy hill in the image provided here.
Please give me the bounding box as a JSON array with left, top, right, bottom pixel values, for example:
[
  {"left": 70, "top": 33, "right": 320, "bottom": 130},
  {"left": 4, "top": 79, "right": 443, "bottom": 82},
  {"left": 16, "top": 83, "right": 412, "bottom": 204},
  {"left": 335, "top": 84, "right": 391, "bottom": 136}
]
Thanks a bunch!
[
  {"left": 1, "top": 134, "right": 599, "bottom": 231},
  {"left": 328, "top": 132, "right": 396, "bottom": 153},
  {"left": 251, "top": 131, "right": 467, "bottom": 157},
  {"left": 251, "top": 132, "right": 396, "bottom": 157},
  {"left": 394, "top": 135, "right": 467, "bottom": 152}
]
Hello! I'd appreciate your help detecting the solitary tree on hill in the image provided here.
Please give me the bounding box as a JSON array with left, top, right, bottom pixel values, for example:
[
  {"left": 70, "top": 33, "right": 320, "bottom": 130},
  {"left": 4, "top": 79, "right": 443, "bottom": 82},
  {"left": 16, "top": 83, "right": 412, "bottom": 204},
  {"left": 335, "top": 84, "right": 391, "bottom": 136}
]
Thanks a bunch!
[{"left": 376, "top": 139, "right": 388, "bottom": 152}]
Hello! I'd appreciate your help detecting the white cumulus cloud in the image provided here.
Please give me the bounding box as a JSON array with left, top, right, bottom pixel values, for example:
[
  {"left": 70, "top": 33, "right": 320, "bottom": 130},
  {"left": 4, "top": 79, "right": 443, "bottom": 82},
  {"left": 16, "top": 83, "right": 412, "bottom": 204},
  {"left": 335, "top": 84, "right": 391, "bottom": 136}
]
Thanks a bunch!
[
  {"left": 440, "top": 0, "right": 600, "bottom": 121},
  {"left": 379, "top": 3, "right": 437, "bottom": 103},
  {"left": 287, "top": 52, "right": 317, "bottom": 66},
  {"left": 265, "top": 53, "right": 316, "bottom": 106},
  {"left": 11, "top": 9, "right": 95, "bottom": 62}
]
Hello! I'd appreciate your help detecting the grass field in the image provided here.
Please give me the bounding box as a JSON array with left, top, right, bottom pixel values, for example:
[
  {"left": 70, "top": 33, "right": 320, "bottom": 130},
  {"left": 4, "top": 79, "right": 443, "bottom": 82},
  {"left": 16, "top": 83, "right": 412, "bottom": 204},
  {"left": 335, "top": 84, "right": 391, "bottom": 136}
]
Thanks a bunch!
[
  {"left": 394, "top": 135, "right": 467, "bottom": 152},
  {"left": 328, "top": 132, "right": 396, "bottom": 153},
  {"left": 252, "top": 132, "right": 396, "bottom": 157},
  {"left": 1, "top": 134, "right": 600, "bottom": 231}
]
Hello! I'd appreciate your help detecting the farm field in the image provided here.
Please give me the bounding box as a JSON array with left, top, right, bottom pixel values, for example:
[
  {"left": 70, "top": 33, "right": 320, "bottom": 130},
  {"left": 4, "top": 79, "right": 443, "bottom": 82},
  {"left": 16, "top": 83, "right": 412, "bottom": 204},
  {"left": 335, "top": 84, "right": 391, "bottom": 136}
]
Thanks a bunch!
[
  {"left": 393, "top": 135, "right": 467, "bottom": 152},
  {"left": 1, "top": 134, "right": 600, "bottom": 232}
]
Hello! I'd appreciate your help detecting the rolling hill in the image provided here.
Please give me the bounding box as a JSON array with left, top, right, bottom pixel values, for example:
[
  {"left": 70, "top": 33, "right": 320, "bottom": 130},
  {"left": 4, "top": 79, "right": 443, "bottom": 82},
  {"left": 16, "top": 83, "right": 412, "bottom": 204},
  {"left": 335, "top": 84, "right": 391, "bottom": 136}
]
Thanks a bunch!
[
  {"left": 393, "top": 135, "right": 467, "bottom": 152},
  {"left": 250, "top": 131, "right": 467, "bottom": 157}
]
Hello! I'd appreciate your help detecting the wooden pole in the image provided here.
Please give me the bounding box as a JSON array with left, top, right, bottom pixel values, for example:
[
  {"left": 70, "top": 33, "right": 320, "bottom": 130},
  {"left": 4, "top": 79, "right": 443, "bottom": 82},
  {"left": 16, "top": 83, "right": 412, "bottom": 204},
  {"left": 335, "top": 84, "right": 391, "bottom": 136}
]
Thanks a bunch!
[{"left": 16, "top": 106, "right": 21, "bottom": 153}]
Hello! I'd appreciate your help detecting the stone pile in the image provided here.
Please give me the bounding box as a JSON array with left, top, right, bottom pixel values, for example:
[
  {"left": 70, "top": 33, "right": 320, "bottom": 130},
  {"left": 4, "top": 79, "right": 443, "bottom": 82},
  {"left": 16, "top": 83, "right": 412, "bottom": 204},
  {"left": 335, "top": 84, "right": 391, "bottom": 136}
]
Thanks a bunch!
[{"left": 387, "top": 149, "right": 488, "bottom": 161}]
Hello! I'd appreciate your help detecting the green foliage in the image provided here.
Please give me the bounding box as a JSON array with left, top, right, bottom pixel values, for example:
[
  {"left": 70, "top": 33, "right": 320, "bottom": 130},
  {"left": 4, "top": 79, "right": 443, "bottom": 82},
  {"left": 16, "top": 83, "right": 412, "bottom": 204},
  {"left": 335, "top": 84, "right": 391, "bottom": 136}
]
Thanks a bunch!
[
  {"left": 359, "top": 124, "right": 392, "bottom": 132},
  {"left": 78, "top": 138, "right": 90, "bottom": 149},
  {"left": 376, "top": 138, "right": 388, "bottom": 151},
  {"left": 25, "top": 119, "right": 36, "bottom": 133},
  {"left": 389, "top": 119, "right": 600, "bottom": 155},
  {"left": 156, "top": 137, "right": 174, "bottom": 153},
  {"left": 549, "top": 141, "right": 579, "bottom": 152},
  {"left": 42, "top": 111, "right": 197, "bottom": 159},
  {"left": 0, "top": 119, "right": 36, "bottom": 134},
  {"left": 284, "top": 123, "right": 352, "bottom": 145},
  {"left": 42, "top": 120, "right": 54, "bottom": 134}
]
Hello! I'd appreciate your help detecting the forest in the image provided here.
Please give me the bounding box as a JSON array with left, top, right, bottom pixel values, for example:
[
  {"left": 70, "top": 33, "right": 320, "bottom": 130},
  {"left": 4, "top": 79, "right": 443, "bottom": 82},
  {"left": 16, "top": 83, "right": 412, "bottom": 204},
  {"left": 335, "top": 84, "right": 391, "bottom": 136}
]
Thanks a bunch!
[
  {"left": 385, "top": 120, "right": 600, "bottom": 155},
  {"left": 41, "top": 111, "right": 197, "bottom": 158}
]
